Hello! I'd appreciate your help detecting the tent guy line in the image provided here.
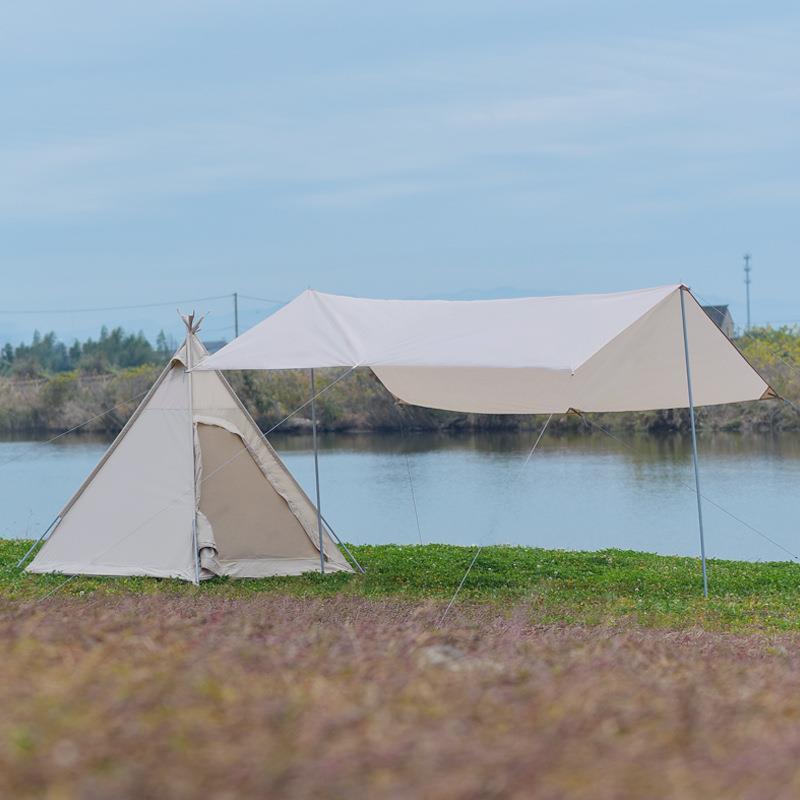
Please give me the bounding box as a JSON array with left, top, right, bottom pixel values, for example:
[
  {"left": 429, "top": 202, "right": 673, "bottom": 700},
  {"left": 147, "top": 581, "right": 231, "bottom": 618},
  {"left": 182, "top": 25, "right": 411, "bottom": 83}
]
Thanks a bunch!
[
  {"left": 735, "top": 333, "right": 800, "bottom": 382},
  {"left": 404, "top": 452, "right": 423, "bottom": 546},
  {"left": 439, "top": 413, "right": 555, "bottom": 626},
  {"left": 680, "top": 287, "right": 709, "bottom": 597},
  {"left": 0, "top": 386, "right": 152, "bottom": 471},
  {"left": 576, "top": 412, "right": 800, "bottom": 563},
  {"left": 690, "top": 288, "right": 800, "bottom": 383},
  {"left": 395, "top": 401, "right": 425, "bottom": 545}
]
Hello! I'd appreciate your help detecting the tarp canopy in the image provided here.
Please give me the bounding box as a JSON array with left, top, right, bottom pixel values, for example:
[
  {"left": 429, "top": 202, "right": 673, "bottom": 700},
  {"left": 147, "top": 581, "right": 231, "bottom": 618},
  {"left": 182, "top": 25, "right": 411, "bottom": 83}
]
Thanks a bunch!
[{"left": 195, "top": 285, "right": 772, "bottom": 414}]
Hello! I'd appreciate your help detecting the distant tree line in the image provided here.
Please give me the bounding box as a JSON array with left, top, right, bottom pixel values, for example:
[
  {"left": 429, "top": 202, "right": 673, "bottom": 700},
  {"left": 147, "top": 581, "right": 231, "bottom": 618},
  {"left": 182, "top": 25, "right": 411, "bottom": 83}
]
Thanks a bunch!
[{"left": 0, "top": 328, "right": 177, "bottom": 377}]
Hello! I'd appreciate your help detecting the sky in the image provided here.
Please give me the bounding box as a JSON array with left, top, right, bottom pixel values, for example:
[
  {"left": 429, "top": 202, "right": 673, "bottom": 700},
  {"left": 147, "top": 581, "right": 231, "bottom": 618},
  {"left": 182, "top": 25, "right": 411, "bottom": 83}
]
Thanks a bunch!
[{"left": 1, "top": 1, "right": 798, "bottom": 345}]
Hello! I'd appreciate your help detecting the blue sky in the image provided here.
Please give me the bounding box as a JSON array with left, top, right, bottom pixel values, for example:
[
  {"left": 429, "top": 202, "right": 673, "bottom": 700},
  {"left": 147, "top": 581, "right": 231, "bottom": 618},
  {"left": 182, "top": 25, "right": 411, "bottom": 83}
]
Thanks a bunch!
[{"left": 1, "top": 1, "right": 798, "bottom": 344}]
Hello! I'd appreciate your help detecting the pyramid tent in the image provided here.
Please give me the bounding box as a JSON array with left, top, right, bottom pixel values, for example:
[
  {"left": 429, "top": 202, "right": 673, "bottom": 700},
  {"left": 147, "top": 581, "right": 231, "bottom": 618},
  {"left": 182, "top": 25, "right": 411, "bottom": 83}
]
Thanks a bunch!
[{"left": 27, "top": 318, "right": 353, "bottom": 581}]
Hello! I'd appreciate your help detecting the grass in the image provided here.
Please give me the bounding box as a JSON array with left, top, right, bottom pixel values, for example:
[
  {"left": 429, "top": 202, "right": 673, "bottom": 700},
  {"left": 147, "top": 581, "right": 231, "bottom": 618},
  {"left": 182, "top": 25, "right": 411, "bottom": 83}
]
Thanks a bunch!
[
  {"left": 4, "top": 538, "right": 800, "bottom": 631},
  {"left": 4, "top": 594, "right": 800, "bottom": 798},
  {"left": 5, "top": 543, "right": 800, "bottom": 797}
]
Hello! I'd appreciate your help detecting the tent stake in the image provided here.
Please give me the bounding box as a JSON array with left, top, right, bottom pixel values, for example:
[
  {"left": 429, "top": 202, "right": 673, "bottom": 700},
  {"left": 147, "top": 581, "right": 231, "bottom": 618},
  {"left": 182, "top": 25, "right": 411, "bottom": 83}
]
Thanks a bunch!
[
  {"left": 17, "top": 515, "right": 60, "bottom": 569},
  {"left": 310, "top": 368, "right": 325, "bottom": 574},
  {"left": 680, "top": 287, "right": 709, "bottom": 598}
]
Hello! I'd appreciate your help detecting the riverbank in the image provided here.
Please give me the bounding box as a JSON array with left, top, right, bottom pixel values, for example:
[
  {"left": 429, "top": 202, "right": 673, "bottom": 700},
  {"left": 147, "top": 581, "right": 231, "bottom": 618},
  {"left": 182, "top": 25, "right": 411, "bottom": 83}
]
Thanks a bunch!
[
  {"left": 4, "top": 541, "right": 800, "bottom": 630},
  {"left": 1, "top": 329, "right": 799, "bottom": 435},
  {"left": 1, "top": 363, "right": 799, "bottom": 437}
]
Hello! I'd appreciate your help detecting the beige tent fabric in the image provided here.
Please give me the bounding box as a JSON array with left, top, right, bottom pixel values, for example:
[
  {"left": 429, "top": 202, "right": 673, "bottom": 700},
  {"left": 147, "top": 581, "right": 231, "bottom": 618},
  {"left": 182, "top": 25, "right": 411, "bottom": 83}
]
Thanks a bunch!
[
  {"left": 197, "top": 423, "right": 319, "bottom": 558},
  {"left": 28, "top": 335, "right": 353, "bottom": 580},
  {"left": 186, "top": 335, "right": 351, "bottom": 575},
  {"left": 192, "top": 416, "right": 350, "bottom": 575},
  {"left": 196, "top": 285, "right": 771, "bottom": 414},
  {"left": 27, "top": 358, "right": 197, "bottom": 579}
]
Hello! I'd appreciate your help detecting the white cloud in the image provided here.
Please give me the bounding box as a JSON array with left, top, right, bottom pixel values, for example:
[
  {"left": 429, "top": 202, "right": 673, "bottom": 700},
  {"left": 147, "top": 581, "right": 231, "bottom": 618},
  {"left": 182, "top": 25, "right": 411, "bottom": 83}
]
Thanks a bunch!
[{"left": 0, "top": 14, "right": 797, "bottom": 220}]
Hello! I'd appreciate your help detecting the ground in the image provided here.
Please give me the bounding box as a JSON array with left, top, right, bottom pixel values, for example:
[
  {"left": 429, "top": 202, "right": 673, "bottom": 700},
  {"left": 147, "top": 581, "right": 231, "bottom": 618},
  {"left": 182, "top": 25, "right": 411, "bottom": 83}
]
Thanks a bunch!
[
  {"left": 3, "top": 541, "right": 800, "bottom": 798},
  {"left": 5, "top": 539, "right": 800, "bottom": 630}
]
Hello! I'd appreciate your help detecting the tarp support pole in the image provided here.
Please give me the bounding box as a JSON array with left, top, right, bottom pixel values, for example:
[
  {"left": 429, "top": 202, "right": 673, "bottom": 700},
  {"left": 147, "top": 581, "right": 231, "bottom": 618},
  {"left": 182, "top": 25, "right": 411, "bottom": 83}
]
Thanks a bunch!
[
  {"left": 680, "top": 287, "right": 709, "bottom": 598},
  {"left": 17, "top": 515, "right": 60, "bottom": 569},
  {"left": 310, "top": 368, "right": 325, "bottom": 574},
  {"left": 185, "top": 319, "right": 201, "bottom": 586}
]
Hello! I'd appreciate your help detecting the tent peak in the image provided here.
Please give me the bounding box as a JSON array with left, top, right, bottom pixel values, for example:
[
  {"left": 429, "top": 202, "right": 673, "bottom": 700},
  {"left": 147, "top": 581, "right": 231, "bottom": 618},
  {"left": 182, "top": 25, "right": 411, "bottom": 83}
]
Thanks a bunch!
[{"left": 178, "top": 310, "right": 204, "bottom": 335}]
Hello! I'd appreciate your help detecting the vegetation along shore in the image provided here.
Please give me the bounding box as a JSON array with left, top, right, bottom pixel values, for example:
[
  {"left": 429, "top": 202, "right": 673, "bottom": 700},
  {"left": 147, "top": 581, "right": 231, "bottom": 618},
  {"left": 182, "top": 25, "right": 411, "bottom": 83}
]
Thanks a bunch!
[{"left": 1, "top": 325, "right": 799, "bottom": 435}]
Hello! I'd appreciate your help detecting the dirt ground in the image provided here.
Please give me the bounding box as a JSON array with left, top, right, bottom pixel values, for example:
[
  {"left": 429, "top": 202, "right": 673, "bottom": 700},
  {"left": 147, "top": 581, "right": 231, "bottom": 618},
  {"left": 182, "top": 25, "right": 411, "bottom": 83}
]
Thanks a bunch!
[{"left": 3, "top": 595, "right": 800, "bottom": 799}]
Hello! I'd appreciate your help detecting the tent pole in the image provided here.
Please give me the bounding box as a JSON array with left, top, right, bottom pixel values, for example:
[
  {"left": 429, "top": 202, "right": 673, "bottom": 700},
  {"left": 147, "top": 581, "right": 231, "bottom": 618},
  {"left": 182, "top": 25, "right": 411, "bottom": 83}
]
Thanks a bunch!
[
  {"left": 185, "top": 322, "right": 201, "bottom": 586},
  {"left": 679, "top": 287, "right": 709, "bottom": 598},
  {"left": 310, "top": 368, "right": 325, "bottom": 574},
  {"left": 16, "top": 514, "right": 60, "bottom": 568},
  {"left": 321, "top": 512, "right": 366, "bottom": 574}
]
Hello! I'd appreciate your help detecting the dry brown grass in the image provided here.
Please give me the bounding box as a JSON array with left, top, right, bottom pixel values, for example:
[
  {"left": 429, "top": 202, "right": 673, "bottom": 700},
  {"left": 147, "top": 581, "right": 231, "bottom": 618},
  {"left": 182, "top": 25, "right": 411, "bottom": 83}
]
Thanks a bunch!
[{"left": 3, "top": 595, "right": 800, "bottom": 799}]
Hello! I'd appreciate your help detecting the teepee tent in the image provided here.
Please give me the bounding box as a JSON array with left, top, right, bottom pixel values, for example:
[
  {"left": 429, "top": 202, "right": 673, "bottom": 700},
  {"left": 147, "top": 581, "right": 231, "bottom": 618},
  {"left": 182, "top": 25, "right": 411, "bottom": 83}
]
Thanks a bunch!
[{"left": 27, "top": 315, "right": 353, "bottom": 582}]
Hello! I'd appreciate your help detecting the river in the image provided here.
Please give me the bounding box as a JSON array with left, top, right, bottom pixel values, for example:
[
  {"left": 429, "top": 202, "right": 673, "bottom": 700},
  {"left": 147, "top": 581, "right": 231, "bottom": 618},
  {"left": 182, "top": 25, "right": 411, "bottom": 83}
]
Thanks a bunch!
[{"left": 1, "top": 430, "right": 798, "bottom": 562}]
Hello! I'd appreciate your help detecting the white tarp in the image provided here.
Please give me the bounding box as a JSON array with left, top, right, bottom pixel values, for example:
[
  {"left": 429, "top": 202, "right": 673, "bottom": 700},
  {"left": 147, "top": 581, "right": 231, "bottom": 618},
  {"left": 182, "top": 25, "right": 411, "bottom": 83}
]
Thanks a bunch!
[{"left": 195, "top": 285, "right": 771, "bottom": 414}]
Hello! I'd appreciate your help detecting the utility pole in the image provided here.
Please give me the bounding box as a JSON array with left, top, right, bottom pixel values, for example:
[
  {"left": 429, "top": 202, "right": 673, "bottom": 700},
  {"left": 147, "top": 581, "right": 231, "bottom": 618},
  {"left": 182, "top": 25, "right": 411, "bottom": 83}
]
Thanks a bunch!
[
  {"left": 743, "top": 254, "right": 752, "bottom": 331},
  {"left": 233, "top": 292, "right": 239, "bottom": 338}
]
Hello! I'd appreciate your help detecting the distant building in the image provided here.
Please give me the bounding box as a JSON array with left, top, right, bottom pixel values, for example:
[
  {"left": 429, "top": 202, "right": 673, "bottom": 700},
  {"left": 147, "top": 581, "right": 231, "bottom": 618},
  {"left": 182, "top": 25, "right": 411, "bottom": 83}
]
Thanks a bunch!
[
  {"left": 701, "top": 305, "right": 735, "bottom": 338},
  {"left": 203, "top": 339, "right": 228, "bottom": 354}
]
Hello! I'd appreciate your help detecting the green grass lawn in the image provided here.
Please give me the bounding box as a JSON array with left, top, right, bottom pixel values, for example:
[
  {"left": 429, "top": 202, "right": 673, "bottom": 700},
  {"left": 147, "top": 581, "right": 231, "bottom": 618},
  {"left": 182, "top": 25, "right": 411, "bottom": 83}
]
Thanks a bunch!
[{"left": 3, "top": 538, "right": 800, "bottom": 630}]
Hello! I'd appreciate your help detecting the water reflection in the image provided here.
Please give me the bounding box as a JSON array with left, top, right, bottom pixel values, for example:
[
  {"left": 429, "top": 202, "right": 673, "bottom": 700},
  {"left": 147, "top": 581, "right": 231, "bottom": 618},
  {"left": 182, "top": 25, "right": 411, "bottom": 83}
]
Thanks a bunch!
[
  {"left": 2, "top": 431, "right": 798, "bottom": 562},
  {"left": 272, "top": 430, "right": 800, "bottom": 460}
]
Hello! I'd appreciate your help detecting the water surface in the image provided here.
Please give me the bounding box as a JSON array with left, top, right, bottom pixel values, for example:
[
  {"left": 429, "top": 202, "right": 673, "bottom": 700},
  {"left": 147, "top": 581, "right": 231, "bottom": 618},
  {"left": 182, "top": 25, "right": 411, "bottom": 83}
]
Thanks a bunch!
[{"left": 2, "top": 430, "right": 798, "bottom": 562}]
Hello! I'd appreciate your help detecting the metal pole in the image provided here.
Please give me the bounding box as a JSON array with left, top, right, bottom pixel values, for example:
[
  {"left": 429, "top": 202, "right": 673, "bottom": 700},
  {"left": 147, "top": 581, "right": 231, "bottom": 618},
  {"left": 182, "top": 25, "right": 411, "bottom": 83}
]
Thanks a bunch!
[
  {"left": 679, "top": 287, "right": 709, "bottom": 598},
  {"left": 310, "top": 368, "right": 325, "bottom": 574},
  {"left": 320, "top": 512, "right": 366, "bottom": 574},
  {"left": 185, "top": 319, "right": 201, "bottom": 586},
  {"left": 16, "top": 515, "right": 60, "bottom": 568},
  {"left": 233, "top": 292, "right": 239, "bottom": 338}
]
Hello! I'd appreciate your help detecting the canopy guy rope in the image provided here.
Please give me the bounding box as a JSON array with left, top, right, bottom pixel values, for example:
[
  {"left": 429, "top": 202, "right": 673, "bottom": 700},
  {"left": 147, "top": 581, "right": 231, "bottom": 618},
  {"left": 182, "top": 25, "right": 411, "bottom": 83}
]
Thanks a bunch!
[
  {"left": 439, "top": 413, "right": 554, "bottom": 625},
  {"left": 576, "top": 413, "right": 800, "bottom": 563}
]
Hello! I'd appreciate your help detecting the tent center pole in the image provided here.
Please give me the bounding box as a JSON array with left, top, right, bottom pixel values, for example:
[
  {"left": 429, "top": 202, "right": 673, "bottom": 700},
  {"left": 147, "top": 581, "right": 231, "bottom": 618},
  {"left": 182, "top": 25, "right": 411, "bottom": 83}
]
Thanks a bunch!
[
  {"left": 185, "top": 323, "right": 201, "bottom": 586},
  {"left": 310, "top": 368, "right": 325, "bottom": 574},
  {"left": 679, "top": 287, "right": 708, "bottom": 598}
]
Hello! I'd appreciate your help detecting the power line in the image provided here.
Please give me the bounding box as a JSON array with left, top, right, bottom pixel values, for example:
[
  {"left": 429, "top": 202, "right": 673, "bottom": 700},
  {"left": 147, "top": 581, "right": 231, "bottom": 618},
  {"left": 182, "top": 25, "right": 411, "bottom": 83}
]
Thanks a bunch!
[
  {"left": 747, "top": 320, "right": 800, "bottom": 327},
  {"left": 201, "top": 324, "right": 235, "bottom": 335},
  {"left": 0, "top": 294, "right": 233, "bottom": 315},
  {"left": 238, "top": 294, "right": 287, "bottom": 305}
]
